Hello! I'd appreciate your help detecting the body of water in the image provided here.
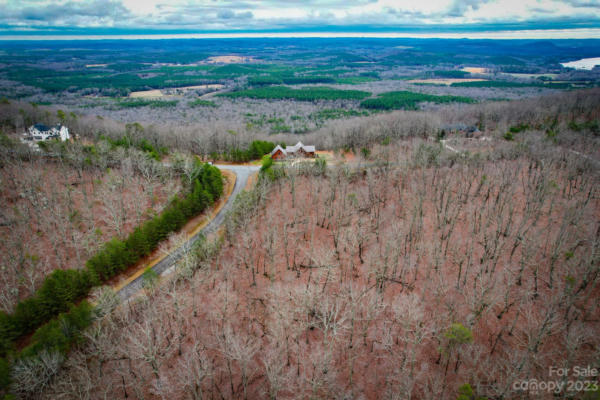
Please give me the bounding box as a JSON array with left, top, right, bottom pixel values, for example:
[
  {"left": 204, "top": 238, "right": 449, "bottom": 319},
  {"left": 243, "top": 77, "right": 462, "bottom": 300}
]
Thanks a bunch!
[{"left": 561, "top": 57, "right": 600, "bottom": 70}]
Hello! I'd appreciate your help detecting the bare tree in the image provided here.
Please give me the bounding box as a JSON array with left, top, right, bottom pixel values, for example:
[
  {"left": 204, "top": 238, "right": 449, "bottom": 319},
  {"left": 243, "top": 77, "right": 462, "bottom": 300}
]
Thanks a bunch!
[{"left": 178, "top": 345, "right": 213, "bottom": 400}]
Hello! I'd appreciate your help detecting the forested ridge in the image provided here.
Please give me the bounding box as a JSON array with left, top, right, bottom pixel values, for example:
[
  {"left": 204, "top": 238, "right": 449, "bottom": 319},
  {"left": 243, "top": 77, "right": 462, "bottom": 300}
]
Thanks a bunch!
[{"left": 0, "top": 83, "right": 598, "bottom": 399}]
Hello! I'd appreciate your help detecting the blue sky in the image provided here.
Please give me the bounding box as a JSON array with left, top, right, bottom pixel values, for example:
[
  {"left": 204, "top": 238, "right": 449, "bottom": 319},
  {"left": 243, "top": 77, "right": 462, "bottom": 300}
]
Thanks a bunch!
[{"left": 0, "top": 0, "right": 599, "bottom": 37}]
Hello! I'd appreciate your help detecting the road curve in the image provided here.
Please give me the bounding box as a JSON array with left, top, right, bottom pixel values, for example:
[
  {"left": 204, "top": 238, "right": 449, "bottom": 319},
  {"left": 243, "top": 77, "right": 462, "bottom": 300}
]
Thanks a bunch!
[{"left": 117, "top": 164, "right": 259, "bottom": 300}]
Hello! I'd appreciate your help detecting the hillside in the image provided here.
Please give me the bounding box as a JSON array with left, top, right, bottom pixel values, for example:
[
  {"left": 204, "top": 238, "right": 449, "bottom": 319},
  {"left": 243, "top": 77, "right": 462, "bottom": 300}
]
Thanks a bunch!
[
  {"left": 0, "top": 36, "right": 598, "bottom": 399},
  {"left": 20, "top": 90, "right": 599, "bottom": 400}
]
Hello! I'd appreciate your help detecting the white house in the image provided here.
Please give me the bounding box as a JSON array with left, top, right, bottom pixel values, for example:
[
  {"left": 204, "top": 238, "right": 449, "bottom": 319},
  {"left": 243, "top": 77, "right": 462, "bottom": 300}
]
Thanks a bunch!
[
  {"left": 25, "top": 124, "right": 70, "bottom": 142},
  {"left": 270, "top": 141, "right": 316, "bottom": 160}
]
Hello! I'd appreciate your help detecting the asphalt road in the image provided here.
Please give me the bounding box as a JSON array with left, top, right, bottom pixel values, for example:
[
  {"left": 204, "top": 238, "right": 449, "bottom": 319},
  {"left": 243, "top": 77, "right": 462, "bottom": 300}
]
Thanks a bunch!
[
  {"left": 117, "top": 164, "right": 259, "bottom": 301},
  {"left": 113, "top": 144, "right": 598, "bottom": 301}
]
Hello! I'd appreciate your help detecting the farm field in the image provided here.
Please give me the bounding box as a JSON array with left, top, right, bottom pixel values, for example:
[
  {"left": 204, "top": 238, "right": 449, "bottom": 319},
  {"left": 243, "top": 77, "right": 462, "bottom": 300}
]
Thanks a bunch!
[
  {"left": 129, "top": 89, "right": 169, "bottom": 99},
  {"left": 461, "top": 67, "right": 489, "bottom": 74}
]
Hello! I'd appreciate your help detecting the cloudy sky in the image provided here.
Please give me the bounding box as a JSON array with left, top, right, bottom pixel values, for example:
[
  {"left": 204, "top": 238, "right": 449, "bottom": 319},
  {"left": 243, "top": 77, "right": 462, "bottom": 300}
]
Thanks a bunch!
[{"left": 0, "top": 0, "right": 599, "bottom": 36}]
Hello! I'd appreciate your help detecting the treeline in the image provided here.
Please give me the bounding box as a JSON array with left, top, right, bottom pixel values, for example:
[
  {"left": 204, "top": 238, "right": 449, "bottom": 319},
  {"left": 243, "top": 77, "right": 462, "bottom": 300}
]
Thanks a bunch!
[
  {"left": 211, "top": 140, "right": 276, "bottom": 163},
  {"left": 431, "top": 70, "right": 470, "bottom": 78},
  {"left": 111, "top": 99, "right": 179, "bottom": 109},
  {"left": 309, "top": 108, "right": 370, "bottom": 121},
  {"left": 0, "top": 300, "right": 94, "bottom": 398},
  {"left": 0, "top": 162, "right": 223, "bottom": 393},
  {"left": 220, "top": 86, "right": 371, "bottom": 101},
  {"left": 360, "top": 91, "right": 475, "bottom": 110},
  {"left": 568, "top": 119, "right": 599, "bottom": 134},
  {"left": 5, "top": 63, "right": 327, "bottom": 95},
  {"left": 86, "top": 162, "right": 222, "bottom": 282},
  {"left": 18, "top": 301, "right": 93, "bottom": 359},
  {"left": 98, "top": 133, "right": 168, "bottom": 161},
  {"left": 248, "top": 75, "right": 336, "bottom": 86},
  {"left": 5, "top": 65, "right": 224, "bottom": 95}
]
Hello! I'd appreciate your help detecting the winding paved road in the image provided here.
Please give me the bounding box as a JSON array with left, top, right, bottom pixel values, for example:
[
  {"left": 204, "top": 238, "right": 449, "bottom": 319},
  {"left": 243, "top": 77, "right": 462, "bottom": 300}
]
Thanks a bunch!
[
  {"left": 114, "top": 142, "right": 598, "bottom": 301},
  {"left": 117, "top": 164, "right": 259, "bottom": 300}
]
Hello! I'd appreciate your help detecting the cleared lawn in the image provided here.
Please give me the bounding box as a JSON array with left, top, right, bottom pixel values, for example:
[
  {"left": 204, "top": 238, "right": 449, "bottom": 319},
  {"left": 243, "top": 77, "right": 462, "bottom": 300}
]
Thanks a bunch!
[{"left": 461, "top": 66, "right": 489, "bottom": 74}]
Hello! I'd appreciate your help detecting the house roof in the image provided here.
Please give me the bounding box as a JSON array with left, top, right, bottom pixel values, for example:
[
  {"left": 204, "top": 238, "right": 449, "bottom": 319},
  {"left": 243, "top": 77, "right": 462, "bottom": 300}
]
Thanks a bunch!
[
  {"left": 272, "top": 142, "right": 316, "bottom": 157},
  {"left": 270, "top": 145, "right": 287, "bottom": 156},
  {"left": 285, "top": 142, "right": 309, "bottom": 153},
  {"left": 31, "top": 124, "right": 67, "bottom": 131},
  {"left": 33, "top": 123, "right": 50, "bottom": 132}
]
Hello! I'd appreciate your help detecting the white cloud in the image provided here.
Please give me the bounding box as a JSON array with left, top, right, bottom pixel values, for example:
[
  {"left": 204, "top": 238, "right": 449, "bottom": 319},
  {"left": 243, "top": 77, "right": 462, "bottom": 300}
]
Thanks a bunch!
[{"left": 1, "top": 0, "right": 599, "bottom": 31}]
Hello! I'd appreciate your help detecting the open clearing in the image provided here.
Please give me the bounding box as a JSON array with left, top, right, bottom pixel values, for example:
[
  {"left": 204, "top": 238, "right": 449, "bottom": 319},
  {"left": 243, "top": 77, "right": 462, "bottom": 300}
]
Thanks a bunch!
[
  {"left": 204, "top": 55, "right": 256, "bottom": 64},
  {"left": 129, "top": 84, "right": 225, "bottom": 98},
  {"left": 129, "top": 89, "right": 170, "bottom": 98},
  {"left": 461, "top": 66, "right": 489, "bottom": 74}
]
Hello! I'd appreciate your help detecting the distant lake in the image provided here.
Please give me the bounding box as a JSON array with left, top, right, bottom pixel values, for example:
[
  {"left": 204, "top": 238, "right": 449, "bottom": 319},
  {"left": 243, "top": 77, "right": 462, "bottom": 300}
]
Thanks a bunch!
[{"left": 561, "top": 57, "right": 600, "bottom": 70}]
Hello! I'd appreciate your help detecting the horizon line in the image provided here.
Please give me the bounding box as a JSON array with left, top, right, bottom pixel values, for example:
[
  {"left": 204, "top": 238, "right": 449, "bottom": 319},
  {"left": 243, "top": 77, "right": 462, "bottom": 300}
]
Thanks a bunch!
[{"left": 1, "top": 28, "right": 600, "bottom": 41}]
